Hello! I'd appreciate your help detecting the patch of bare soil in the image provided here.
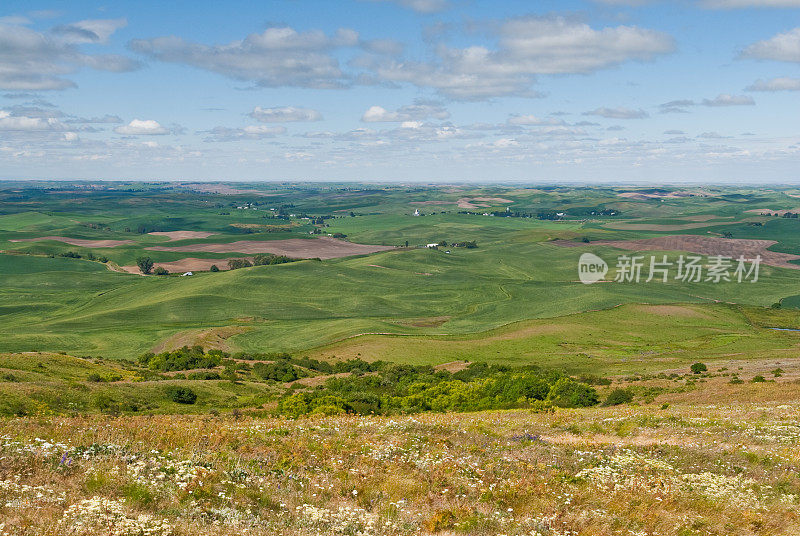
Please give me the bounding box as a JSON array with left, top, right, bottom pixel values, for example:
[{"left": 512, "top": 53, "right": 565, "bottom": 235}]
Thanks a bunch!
[
  {"left": 10, "top": 236, "right": 134, "bottom": 247},
  {"left": 562, "top": 234, "right": 800, "bottom": 269},
  {"left": 148, "top": 231, "right": 217, "bottom": 241},
  {"left": 146, "top": 236, "right": 395, "bottom": 259},
  {"left": 120, "top": 257, "right": 252, "bottom": 274},
  {"left": 457, "top": 197, "right": 513, "bottom": 209},
  {"left": 151, "top": 325, "right": 251, "bottom": 353},
  {"left": 433, "top": 361, "right": 470, "bottom": 373}
]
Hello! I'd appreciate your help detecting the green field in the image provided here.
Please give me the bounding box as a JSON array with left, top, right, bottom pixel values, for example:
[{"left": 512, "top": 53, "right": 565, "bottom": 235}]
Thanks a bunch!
[{"left": 3, "top": 182, "right": 800, "bottom": 362}]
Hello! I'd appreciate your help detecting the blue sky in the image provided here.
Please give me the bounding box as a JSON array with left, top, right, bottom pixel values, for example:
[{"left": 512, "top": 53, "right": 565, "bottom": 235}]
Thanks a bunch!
[{"left": 0, "top": 0, "right": 799, "bottom": 182}]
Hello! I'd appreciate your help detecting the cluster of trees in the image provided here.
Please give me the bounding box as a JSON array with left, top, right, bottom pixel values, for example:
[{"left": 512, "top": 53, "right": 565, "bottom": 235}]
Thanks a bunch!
[
  {"left": 138, "top": 346, "right": 226, "bottom": 371},
  {"left": 227, "top": 254, "right": 300, "bottom": 270},
  {"left": 253, "top": 254, "right": 298, "bottom": 266},
  {"left": 278, "top": 363, "right": 602, "bottom": 417}
]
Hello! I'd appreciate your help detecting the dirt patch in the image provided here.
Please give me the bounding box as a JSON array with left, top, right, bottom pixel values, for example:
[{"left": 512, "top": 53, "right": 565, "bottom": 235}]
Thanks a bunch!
[
  {"left": 434, "top": 361, "right": 470, "bottom": 373},
  {"left": 151, "top": 325, "right": 251, "bottom": 353},
  {"left": 119, "top": 257, "right": 252, "bottom": 274},
  {"left": 564, "top": 234, "right": 800, "bottom": 269},
  {"left": 147, "top": 236, "right": 395, "bottom": 259},
  {"left": 10, "top": 236, "right": 134, "bottom": 248},
  {"left": 457, "top": 197, "right": 513, "bottom": 209},
  {"left": 602, "top": 221, "right": 741, "bottom": 231},
  {"left": 148, "top": 231, "right": 217, "bottom": 241}
]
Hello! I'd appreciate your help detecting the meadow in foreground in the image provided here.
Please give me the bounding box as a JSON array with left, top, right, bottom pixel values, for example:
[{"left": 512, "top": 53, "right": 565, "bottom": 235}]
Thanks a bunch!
[{"left": 2, "top": 373, "right": 799, "bottom": 536}]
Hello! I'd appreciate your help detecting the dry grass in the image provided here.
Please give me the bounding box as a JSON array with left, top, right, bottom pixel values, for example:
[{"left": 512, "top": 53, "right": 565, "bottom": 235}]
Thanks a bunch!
[{"left": 2, "top": 373, "right": 799, "bottom": 535}]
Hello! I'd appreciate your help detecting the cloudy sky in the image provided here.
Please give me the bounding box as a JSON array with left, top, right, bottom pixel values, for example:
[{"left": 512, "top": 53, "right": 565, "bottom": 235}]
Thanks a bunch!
[{"left": 1, "top": 0, "right": 799, "bottom": 182}]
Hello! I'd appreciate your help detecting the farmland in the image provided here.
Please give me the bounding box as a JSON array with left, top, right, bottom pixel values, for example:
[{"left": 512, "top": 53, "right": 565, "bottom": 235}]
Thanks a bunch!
[{"left": 3, "top": 183, "right": 800, "bottom": 534}]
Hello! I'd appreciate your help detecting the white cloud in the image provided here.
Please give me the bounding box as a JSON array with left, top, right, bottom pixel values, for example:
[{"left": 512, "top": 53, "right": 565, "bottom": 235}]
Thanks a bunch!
[
  {"left": 130, "top": 27, "right": 359, "bottom": 89},
  {"left": 361, "top": 100, "right": 449, "bottom": 122},
  {"left": 584, "top": 106, "right": 649, "bottom": 119},
  {"left": 114, "top": 119, "right": 170, "bottom": 135},
  {"left": 507, "top": 114, "right": 565, "bottom": 126},
  {"left": 51, "top": 18, "right": 127, "bottom": 44},
  {"left": 746, "top": 76, "right": 800, "bottom": 90},
  {"left": 659, "top": 99, "right": 696, "bottom": 113},
  {"left": 0, "top": 20, "right": 138, "bottom": 90},
  {"left": 0, "top": 109, "right": 66, "bottom": 131},
  {"left": 741, "top": 28, "right": 800, "bottom": 62},
  {"left": 701, "top": 93, "right": 755, "bottom": 106},
  {"left": 374, "top": 16, "right": 673, "bottom": 100},
  {"left": 204, "top": 125, "right": 286, "bottom": 142},
  {"left": 249, "top": 106, "right": 322, "bottom": 122}
]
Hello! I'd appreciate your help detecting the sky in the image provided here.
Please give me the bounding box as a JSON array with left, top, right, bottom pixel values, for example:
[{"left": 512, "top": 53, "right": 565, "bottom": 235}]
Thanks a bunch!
[{"left": 0, "top": 0, "right": 799, "bottom": 183}]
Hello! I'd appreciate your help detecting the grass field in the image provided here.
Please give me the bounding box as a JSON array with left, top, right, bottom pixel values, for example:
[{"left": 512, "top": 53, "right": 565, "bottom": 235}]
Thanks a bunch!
[{"left": 3, "top": 183, "right": 800, "bottom": 359}]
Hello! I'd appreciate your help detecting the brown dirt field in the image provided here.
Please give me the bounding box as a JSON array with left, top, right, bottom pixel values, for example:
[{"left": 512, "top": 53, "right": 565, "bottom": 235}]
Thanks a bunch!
[
  {"left": 602, "top": 221, "right": 741, "bottom": 231},
  {"left": 151, "top": 325, "right": 251, "bottom": 353},
  {"left": 563, "top": 234, "right": 800, "bottom": 269},
  {"left": 120, "top": 257, "right": 253, "bottom": 274},
  {"left": 148, "top": 231, "right": 217, "bottom": 241},
  {"left": 9, "top": 236, "right": 134, "bottom": 247},
  {"left": 457, "top": 197, "right": 513, "bottom": 209},
  {"left": 146, "top": 236, "right": 395, "bottom": 259}
]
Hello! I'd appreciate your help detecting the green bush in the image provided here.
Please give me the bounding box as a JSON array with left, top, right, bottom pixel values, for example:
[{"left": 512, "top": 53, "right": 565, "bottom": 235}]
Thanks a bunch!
[
  {"left": 210, "top": 264, "right": 219, "bottom": 272},
  {"left": 603, "top": 388, "right": 633, "bottom": 406},
  {"left": 546, "top": 378, "right": 599, "bottom": 408},
  {"left": 165, "top": 386, "right": 197, "bottom": 404},
  {"left": 154, "top": 267, "right": 169, "bottom": 275},
  {"left": 690, "top": 362, "right": 707, "bottom": 374}
]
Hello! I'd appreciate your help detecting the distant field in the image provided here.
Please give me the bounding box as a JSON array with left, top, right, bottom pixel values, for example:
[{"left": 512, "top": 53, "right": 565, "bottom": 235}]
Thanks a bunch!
[{"left": 2, "top": 183, "right": 800, "bottom": 361}]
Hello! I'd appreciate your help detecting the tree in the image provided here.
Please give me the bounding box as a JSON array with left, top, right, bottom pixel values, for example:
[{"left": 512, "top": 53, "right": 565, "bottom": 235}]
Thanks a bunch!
[
  {"left": 154, "top": 267, "right": 169, "bottom": 275},
  {"left": 210, "top": 264, "right": 219, "bottom": 272},
  {"left": 690, "top": 362, "right": 707, "bottom": 374},
  {"left": 136, "top": 256, "right": 154, "bottom": 274},
  {"left": 546, "top": 378, "right": 599, "bottom": 408}
]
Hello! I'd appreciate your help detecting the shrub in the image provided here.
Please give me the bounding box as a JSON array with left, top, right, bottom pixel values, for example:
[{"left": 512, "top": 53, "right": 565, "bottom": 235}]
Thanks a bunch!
[
  {"left": 690, "top": 362, "right": 707, "bottom": 374},
  {"left": 165, "top": 386, "right": 197, "bottom": 404},
  {"left": 751, "top": 375, "right": 766, "bottom": 383},
  {"left": 153, "top": 267, "right": 169, "bottom": 275},
  {"left": 546, "top": 378, "right": 599, "bottom": 408},
  {"left": 603, "top": 388, "right": 633, "bottom": 406},
  {"left": 210, "top": 264, "right": 219, "bottom": 272},
  {"left": 227, "top": 258, "right": 252, "bottom": 270},
  {"left": 136, "top": 256, "right": 154, "bottom": 274}
]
